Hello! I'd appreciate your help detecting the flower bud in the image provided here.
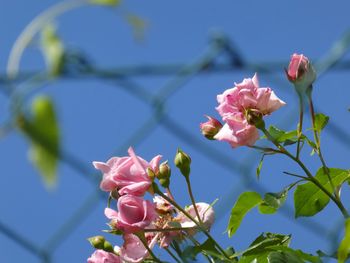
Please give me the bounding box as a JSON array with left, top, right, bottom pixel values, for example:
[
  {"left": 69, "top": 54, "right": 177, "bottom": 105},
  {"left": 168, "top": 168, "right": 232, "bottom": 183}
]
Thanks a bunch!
[
  {"left": 146, "top": 167, "right": 156, "bottom": 180},
  {"left": 286, "top": 53, "right": 316, "bottom": 90},
  {"left": 200, "top": 115, "right": 223, "bottom": 140},
  {"left": 157, "top": 161, "right": 171, "bottom": 188},
  {"left": 88, "top": 236, "right": 114, "bottom": 252},
  {"left": 174, "top": 148, "right": 191, "bottom": 178}
]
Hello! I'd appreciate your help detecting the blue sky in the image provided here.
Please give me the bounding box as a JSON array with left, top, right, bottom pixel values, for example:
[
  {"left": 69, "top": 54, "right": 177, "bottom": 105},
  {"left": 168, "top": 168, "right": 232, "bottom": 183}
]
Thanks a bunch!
[{"left": 1, "top": 1, "right": 350, "bottom": 262}]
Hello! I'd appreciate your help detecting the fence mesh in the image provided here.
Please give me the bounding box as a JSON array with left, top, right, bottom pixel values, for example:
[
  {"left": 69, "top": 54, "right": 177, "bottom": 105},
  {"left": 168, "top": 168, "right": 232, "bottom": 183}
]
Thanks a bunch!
[{"left": 1, "top": 27, "right": 350, "bottom": 262}]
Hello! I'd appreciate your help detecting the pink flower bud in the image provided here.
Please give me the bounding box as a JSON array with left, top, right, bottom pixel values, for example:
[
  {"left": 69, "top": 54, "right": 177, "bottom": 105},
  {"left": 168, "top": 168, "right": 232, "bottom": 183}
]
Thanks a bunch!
[
  {"left": 286, "top": 53, "right": 316, "bottom": 88},
  {"left": 200, "top": 115, "right": 223, "bottom": 140}
]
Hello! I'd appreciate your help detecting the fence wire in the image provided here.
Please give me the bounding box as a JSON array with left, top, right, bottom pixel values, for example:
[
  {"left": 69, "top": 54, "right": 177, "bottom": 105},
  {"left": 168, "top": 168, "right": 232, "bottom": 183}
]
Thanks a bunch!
[{"left": 1, "top": 31, "right": 350, "bottom": 263}]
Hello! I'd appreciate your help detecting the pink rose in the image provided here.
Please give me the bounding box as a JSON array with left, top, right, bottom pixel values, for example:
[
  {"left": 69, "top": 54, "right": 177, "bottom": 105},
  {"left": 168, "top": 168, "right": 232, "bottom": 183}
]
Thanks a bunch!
[
  {"left": 200, "top": 115, "right": 223, "bottom": 140},
  {"left": 177, "top": 202, "right": 215, "bottom": 235},
  {"left": 119, "top": 234, "right": 157, "bottom": 263},
  {"left": 93, "top": 147, "right": 162, "bottom": 196},
  {"left": 214, "top": 73, "right": 285, "bottom": 147},
  {"left": 105, "top": 195, "right": 157, "bottom": 233},
  {"left": 87, "top": 250, "right": 121, "bottom": 263}
]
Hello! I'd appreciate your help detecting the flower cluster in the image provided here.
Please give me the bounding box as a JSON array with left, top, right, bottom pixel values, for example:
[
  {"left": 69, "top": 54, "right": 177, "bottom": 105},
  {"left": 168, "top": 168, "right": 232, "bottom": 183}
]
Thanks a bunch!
[
  {"left": 88, "top": 147, "right": 215, "bottom": 263},
  {"left": 201, "top": 73, "right": 285, "bottom": 148}
]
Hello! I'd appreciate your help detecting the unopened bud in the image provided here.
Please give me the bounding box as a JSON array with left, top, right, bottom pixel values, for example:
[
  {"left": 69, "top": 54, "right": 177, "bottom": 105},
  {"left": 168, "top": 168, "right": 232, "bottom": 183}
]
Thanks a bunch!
[
  {"left": 286, "top": 53, "right": 316, "bottom": 92},
  {"left": 158, "top": 161, "right": 171, "bottom": 188},
  {"left": 174, "top": 148, "right": 191, "bottom": 178},
  {"left": 200, "top": 115, "right": 223, "bottom": 140},
  {"left": 147, "top": 167, "right": 156, "bottom": 180},
  {"left": 88, "top": 236, "right": 113, "bottom": 252}
]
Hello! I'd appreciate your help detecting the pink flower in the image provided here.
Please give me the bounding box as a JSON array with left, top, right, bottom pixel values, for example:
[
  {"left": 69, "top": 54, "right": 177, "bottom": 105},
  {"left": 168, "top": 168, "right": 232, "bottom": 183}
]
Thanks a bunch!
[
  {"left": 214, "top": 73, "right": 285, "bottom": 147},
  {"left": 87, "top": 250, "right": 121, "bottom": 263},
  {"left": 286, "top": 53, "right": 316, "bottom": 87},
  {"left": 177, "top": 202, "right": 215, "bottom": 235},
  {"left": 200, "top": 115, "right": 223, "bottom": 140},
  {"left": 93, "top": 147, "right": 162, "bottom": 196},
  {"left": 105, "top": 195, "right": 157, "bottom": 233},
  {"left": 119, "top": 234, "right": 157, "bottom": 263}
]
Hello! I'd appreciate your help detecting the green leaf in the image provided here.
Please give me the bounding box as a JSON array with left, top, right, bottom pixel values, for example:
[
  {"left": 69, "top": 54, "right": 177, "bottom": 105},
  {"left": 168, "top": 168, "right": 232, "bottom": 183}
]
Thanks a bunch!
[
  {"left": 338, "top": 218, "right": 350, "bottom": 263},
  {"left": 258, "top": 189, "right": 288, "bottom": 214},
  {"left": 227, "top": 192, "right": 262, "bottom": 237},
  {"left": 40, "top": 24, "right": 65, "bottom": 76},
  {"left": 19, "top": 96, "right": 60, "bottom": 188},
  {"left": 237, "top": 233, "right": 291, "bottom": 263},
  {"left": 267, "top": 246, "right": 321, "bottom": 263},
  {"left": 182, "top": 238, "right": 232, "bottom": 262},
  {"left": 268, "top": 251, "right": 304, "bottom": 263},
  {"left": 314, "top": 113, "right": 329, "bottom": 132},
  {"left": 266, "top": 126, "right": 298, "bottom": 144},
  {"left": 89, "top": 0, "right": 120, "bottom": 6},
  {"left": 294, "top": 168, "right": 350, "bottom": 217}
]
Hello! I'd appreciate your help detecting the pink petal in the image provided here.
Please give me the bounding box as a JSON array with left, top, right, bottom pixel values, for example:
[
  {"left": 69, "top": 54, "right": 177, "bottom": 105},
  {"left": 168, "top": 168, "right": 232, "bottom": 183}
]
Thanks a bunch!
[{"left": 92, "top": 161, "right": 110, "bottom": 173}]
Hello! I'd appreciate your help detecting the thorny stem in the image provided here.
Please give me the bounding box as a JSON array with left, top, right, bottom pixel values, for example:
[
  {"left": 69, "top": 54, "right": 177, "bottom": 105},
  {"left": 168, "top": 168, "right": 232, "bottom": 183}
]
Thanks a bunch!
[
  {"left": 155, "top": 189, "right": 230, "bottom": 260},
  {"left": 261, "top": 127, "right": 349, "bottom": 219}
]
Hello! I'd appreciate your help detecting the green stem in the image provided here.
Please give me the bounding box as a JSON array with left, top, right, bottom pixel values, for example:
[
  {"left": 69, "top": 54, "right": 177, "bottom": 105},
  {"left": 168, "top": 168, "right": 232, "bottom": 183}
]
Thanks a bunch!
[
  {"left": 296, "top": 91, "right": 304, "bottom": 160},
  {"left": 261, "top": 127, "right": 349, "bottom": 218},
  {"left": 306, "top": 87, "right": 337, "bottom": 197},
  {"left": 187, "top": 235, "right": 213, "bottom": 263},
  {"left": 155, "top": 189, "right": 230, "bottom": 259},
  {"left": 185, "top": 177, "right": 203, "bottom": 224}
]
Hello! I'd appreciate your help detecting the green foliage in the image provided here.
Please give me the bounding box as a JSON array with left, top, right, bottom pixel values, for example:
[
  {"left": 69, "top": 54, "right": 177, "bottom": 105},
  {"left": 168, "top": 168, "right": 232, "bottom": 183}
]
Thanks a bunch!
[
  {"left": 183, "top": 238, "right": 232, "bottom": 262},
  {"left": 238, "top": 233, "right": 290, "bottom": 263},
  {"left": 313, "top": 113, "right": 329, "bottom": 133},
  {"left": 18, "top": 96, "right": 60, "bottom": 188},
  {"left": 235, "top": 233, "right": 320, "bottom": 263},
  {"left": 228, "top": 189, "right": 290, "bottom": 237},
  {"left": 89, "top": 0, "right": 121, "bottom": 6},
  {"left": 266, "top": 126, "right": 298, "bottom": 144},
  {"left": 258, "top": 189, "right": 288, "bottom": 214},
  {"left": 268, "top": 251, "right": 304, "bottom": 263},
  {"left": 338, "top": 218, "right": 350, "bottom": 263},
  {"left": 227, "top": 192, "right": 262, "bottom": 237},
  {"left": 294, "top": 168, "right": 350, "bottom": 217},
  {"left": 40, "top": 24, "right": 65, "bottom": 76}
]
